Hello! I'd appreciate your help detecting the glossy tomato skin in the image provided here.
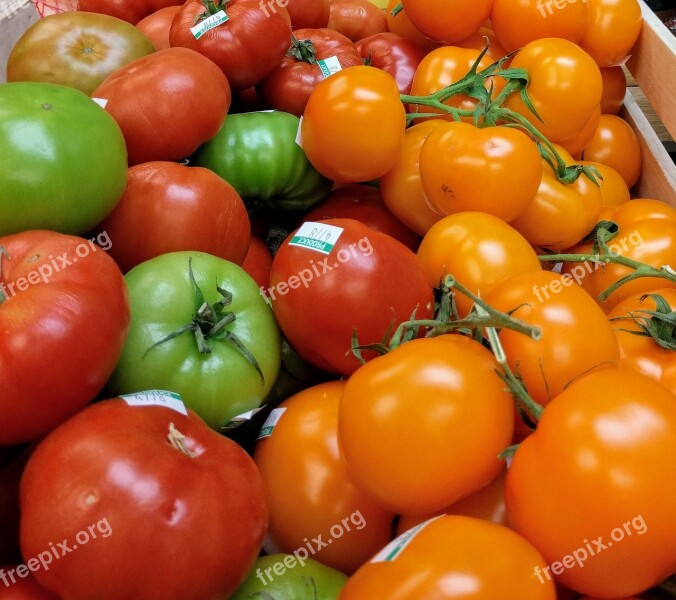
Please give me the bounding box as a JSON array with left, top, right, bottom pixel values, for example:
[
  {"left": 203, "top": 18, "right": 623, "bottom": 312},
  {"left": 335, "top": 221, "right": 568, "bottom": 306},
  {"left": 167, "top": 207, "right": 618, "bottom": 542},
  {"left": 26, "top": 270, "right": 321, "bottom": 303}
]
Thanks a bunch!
[
  {"left": 379, "top": 120, "right": 445, "bottom": 236},
  {"left": 401, "top": 0, "right": 492, "bottom": 43},
  {"left": 327, "top": 0, "right": 388, "bottom": 42},
  {"left": 191, "top": 111, "right": 332, "bottom": 212},
  {"left": 339, "top": 515, "right": 556, "bottom": 599},
  {"left": 241, "top": 236, "right": 273, "bottom": 290},
  {"left": 385, "top": 0, "right": 439, "bottom": 51},
  {"left": 0, "top": 231, "right": 130, "bottom": 445},
  {"left": 608, "top": 289, "right": 676, "bottom": 394},
  {"left": 254, "top": 382, "right": 395, "bottom": 573},
  {"left": 269, "top": 218, "right": 434, "bottom": 376},
  {"left": 304, "top": 185, "right": 420, "bottom": 250},
  {"left": 504, "top": 38, "right": 602, "bottom": 143},
  {"left": 356, "top": 32, "right": 425, "bottom": 95},
  {"left": 169, "top": 0, "right": 292, "bottom": 89},
  {"left": 286, "top": 0, "right": 330, "bottom": 28},
  {"left": 419, "top": 122, "right": 541, "bottom": 222},
  {"left": 301, "top": 66, "right": 406, "bottom": 182},
  {"left": 581, "top": 160, "right": 630, "bottom": 207},
  {"left": 486, "top": 271, "right": 620, "bottom": 428},
  {"left": 456, "top": 27, "right": 509, "bottom": 62},
  {"left": 134, "top": 5, "right": 180, "bottom": 50},
  {"left": 416, "top": 212, "right": 542, "bottom": 315},
  {"left": 95, "top": 161, "right": 250, "bottom": 273},
  {"left": 19, "top": 399, "right": 267, "bottom": 600},
  {"left": 107, "top": 251, "right": 281, "bottom": 429},
  {"left": 579, "top": 0, "right": 642, "bottom": 67},
  {"left": 7, "top": 12, "right": 155, "bottom": 95},
  {"left": 77, "top": 0, "right": 181, "bottom": 24},
  {"left": 92, "top": 47, "right": 230, "bottom": 165},
  {"left": 258, "top": 28, "right": 363, "bottom": 117},
  {"left": 0, "top": 573, "right": 60, "bottom": 599},
  {"left": 582, "top": 114, "right": 642, "bottom": 188},
  {"left": 505, "top": 368, "right": 676, "bottom": 597},
  {"left": 491, "top": 0, "right": 588, "bottom": 52},
  {"left": 338, "top": 335, "right": 514, "bottom": 515},
  {"left": 0, "top": 82, "right": 127, "bottom": 236}
]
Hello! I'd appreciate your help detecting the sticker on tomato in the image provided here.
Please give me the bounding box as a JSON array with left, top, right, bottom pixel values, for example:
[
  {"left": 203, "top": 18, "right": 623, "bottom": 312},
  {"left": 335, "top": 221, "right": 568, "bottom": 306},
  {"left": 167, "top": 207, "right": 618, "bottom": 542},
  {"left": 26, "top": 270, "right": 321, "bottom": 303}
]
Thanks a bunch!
[
  {"left": 317, "top": 56, "right": 342, "bottom": 79},
  {"left": 258, "top": 407, "right": 286, "bottom": 439},
  {"left": 370, "top": 515, "right": 444, "bottom": 563},
  {"left": 289, "top": 222, "right": 344, "bottom": 254},
  {"left": 120, "top": 390, "right": 188, "bottom": 415},
  {"left": 191, "top": 10, "right": 229, "bottom": 39}
]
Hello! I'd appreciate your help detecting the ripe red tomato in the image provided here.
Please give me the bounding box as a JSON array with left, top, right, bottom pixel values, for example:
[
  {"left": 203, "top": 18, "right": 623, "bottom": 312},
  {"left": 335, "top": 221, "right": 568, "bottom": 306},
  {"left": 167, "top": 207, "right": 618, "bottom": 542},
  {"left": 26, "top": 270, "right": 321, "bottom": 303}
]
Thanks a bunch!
[
  {"left": 356, "top": 32, "right": 426, "bottom": 95},
  {"left": 401, "top": 0, "right": 492, "bottom": 43},
  {"left": 338, "top": 335, "right": 514, "bottom": 515},
  {"left": 95, "top": 161, "right": 251, "bottom": 273},
  {"left": 241, "top": 236, "right": 273, "bottom": 290},
  {"left": 77, "top": 0, "right": 182, "bottom": 24},
  {"left": 169, "top": 0, "right": 292, "bottom": 89},
  {"left": 505, "top": 368, "right": 676, "bottom": 597},
  {"left": 327, "top": 0, "right": 388, "bottom": 42},
  {"left": 340, "top": 516, "right": 556, "bottom": 599},
  {"left": 491, "top": 0, "right": 588, "bottom": 52},
  {"left": 600, "top": 66, "right": 627, "bottom": 114},
  {"left": 269, "top": 218, "right": 434, "bottom": 376},
  {"left": 135, "top": 5, "right": 180, "bottom": 50},
  {"left": 0, "top": 231, "right": 129, "bottom": 445},
  {"left": 258, "top": 28, "right": 363, "bottom": 117},
  {"left": 301, "top": 66, "right": 406, "bottom": 182},
  {"left": 304, "top": 185, "right": 420, "bottom": 250},
  {"left": 582, "top": 114, "right": 642, "bottom": 188},
  {"left": 0, "top": 573, "right": 59, "bottom": 599},
  {"left": 92, "top": 47, "right": 231, "bottom": 165},
  {"left": 254, "top": 382, "right": 395, "bottom": 573},
  {"left": 286, "top": 0, "right": 330, "bottom": 28},
  {"left": 19, "top": 398, "right": 267, "bottom": 600}
]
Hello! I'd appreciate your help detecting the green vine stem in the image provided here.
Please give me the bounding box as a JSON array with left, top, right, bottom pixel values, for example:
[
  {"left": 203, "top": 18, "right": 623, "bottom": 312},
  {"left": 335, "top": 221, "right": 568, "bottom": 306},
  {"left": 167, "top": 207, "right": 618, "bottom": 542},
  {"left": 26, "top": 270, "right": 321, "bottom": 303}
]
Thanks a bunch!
[
  {"left": 610, "top": 293, "right": 676, "bottom": 351},
  {"left": 539, "top": 223, "right": 676, "bottom": 301},
  {"left": 196, "top": 0, "right": 226, "bottom": 22}
]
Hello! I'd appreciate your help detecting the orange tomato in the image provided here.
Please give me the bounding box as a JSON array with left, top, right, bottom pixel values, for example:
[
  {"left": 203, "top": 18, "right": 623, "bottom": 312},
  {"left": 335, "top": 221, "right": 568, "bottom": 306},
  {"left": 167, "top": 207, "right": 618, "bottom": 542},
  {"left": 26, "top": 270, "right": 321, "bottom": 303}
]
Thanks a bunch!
[
  {"left": 581, "top": 161, "right": 630, "bottom": 207},
  {"left": 600, "top": 66, "right": 627, "bottom": 114}
]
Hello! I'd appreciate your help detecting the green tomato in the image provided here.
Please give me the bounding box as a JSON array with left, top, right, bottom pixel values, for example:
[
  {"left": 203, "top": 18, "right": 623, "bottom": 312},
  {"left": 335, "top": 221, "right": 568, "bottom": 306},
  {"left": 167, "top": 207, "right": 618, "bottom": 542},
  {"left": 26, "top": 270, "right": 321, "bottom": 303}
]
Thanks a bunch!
[
  {"left": 107, "top": 251, "right": 281, "bottom": 430},
  {"left": 190, "top": 111, "right": 332, "bottom": 212},
  {"left": 231, "top": 554, "right": 348, "bottom": 600},
  {"left": 0, "top": 82, "right": 127, "bottom": 236}
]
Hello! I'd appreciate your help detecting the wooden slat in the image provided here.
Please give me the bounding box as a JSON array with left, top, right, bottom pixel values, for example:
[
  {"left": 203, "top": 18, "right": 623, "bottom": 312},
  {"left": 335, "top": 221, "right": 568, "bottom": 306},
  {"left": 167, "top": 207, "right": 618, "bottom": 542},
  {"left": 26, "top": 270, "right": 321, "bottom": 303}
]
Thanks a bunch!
[
  {"left": 621, "top": 90, "right": 676, "bottom": 206},
  {"left": 626, "top": 0, "right": 676, "bottom": 139}
]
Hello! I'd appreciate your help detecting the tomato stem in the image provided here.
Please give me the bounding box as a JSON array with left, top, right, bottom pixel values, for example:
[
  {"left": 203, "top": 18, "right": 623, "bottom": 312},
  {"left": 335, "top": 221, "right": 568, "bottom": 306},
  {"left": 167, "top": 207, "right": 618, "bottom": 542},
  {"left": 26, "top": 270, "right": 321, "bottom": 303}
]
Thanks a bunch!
[
  {"left": 288, "top": 34, "right": 318, "bottom": 65},
  {"left": 390, "top": 2, "right": 403, "bottom": 17},
  {"left": 167, "top": 423, "right": 197, "bottom": 458},
  {"left": 610, "top": 294, "right": 676, "bottom": 351}
]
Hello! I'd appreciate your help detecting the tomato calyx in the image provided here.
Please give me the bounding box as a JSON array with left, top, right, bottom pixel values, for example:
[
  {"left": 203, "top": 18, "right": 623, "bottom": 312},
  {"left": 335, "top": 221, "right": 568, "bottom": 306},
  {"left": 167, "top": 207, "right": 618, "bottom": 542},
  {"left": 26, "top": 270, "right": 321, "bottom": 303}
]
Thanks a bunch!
[
  {"left": 143, "top": 258, "right": 265, "bottom": 381},
  {"left": 288, "top": 35, "right": 318, "bottom": 65},
  {"left": 540, "top": 222, "right": 676, "bottom": 302},
  {"left": 195, "top": 0, "right": 229, "bottom": 24},
  {"left": 167, "top": 422, "right": 198, "bottom": 458},
  {"left": 611, "top": 293, "right": 676, "bottom": 351}
]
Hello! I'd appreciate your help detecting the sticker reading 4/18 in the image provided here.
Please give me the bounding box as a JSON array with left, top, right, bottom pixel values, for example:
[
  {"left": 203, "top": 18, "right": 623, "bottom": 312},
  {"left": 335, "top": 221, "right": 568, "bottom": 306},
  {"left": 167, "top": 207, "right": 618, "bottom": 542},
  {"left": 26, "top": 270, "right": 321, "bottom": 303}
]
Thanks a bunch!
[
  {"left": 190, "top": 10, "right": 229, "bottom": 39},
  {"left": 289, "top": 222, "right": 344, "bottom": 255}
]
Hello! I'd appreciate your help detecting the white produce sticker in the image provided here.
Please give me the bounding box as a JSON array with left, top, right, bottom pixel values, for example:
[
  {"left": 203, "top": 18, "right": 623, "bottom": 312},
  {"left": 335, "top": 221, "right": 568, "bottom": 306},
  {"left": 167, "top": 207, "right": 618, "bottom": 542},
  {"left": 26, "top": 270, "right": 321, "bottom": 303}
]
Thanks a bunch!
[
  {"left": 257, "top": 407, "right": 286, "bottom": 439},
  {"left": 92, "top": 97, "right": 108, "bottom": 108},
  {"left": 317, "top": 56, "right": 342, "bottom": 78},
  {"left": 295, "top": 115, "right": 304, "bottom": 148},
  {"left": 191, "top": 10, "right": 229, "bottom": 39},
  {"left": 222, "top": 407, "right": 263, "bottom": 429},
  {"left": 289, "top": 222, "right": 344, "bottom": 254},
  {"left": 371, "top": 515, "right": 444, "bottom": 563},
  {"left": 120, "top": 390, "right": 188, "bottom": 415}
]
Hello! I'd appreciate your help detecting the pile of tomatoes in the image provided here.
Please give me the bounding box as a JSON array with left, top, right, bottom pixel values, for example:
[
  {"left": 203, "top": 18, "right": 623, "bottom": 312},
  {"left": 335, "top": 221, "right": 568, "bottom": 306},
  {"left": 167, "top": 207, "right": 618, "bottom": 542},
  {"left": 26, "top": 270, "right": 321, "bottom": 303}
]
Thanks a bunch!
[{"left": 1, "top": 0, "right": 675, "bottom": 598}]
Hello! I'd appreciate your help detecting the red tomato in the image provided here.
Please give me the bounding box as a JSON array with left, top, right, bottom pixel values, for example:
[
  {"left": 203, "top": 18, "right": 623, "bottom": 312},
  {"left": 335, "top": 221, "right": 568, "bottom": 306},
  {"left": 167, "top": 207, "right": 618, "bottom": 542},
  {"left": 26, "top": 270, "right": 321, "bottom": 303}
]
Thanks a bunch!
[
  {"left": 385, "top": 0, "right": 439, "bottom": 51},
  {"left": 19, "top": 399, "right": 267, "bottom": 600},
  {"left": 600, "top": 66, "right": 627, "bottom": 114},
  {"left": 0, "top": 572, "right": 59, "bottom": 599},
  {"left": 0, "top": 231, "right": 129, "bottom": 445},
  {"left": 401, "top": 0, "right": 492, "bottom": 43},
  {"left": 77, "top": 0, "right": 181, "bottom": 24},
  {"left": 356, "top": 32, "right": 426, "bottom": 95},
  {"left": 254, "top": 382, "right": 395, "bottom": 573},
  {"left": 268, "top": 218, "right": 434, "bottom": 376},
  {"left": 258, "top": 28, "right": 363, "bottom": 117},
  {"left": 95, "top": 161, "right": 250, "bottom": 273},
  {"left": 304, "top": 185, "right": 420, "bottom": 250},
  {"left": 169, "top": 0, "right": 292, "bottom": 89},
  {"left": 340, "top": 516, "right": 556, "bottom": 599},
  {"left": 285, "top": 0, "right": 330, "bottom": 28},
  {"left": 505, "top": 368, "right": 676, "bottom": 597},
  {"left": 134, "top": 5, "right": 180, "bottom": 50},
  {"left": 241, "top": 236, "right": 273, "bottom": 290},
  {"left": 92, "top": 47, "right": 231, "bottom": 165},
  {"left": 582, "top": 114, "right": 642, "bottom": 188},
  {"left": 327, "top": 0, "right": 388, "bottom": 42},
  {"left": 491, "top": 0, "right": 588, "bottom": 52},
  {"left": 338, "top": 335, "right": 514, "bottom": 515}
]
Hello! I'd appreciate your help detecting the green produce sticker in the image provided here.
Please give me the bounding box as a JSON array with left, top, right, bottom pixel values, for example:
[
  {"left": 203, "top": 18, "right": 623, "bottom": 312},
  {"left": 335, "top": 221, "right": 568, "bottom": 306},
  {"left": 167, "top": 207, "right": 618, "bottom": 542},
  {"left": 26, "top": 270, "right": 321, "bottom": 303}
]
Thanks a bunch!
[
  {"left": 317, "top": 56, "right": 342, "bottom": 79},
  {"left": 370, "top": 515, "right": 444, "bottom": 563},
  {"left": 289, "top": 222, "right": 344, "bottom": 255},
  {"left": 191, "top": 10, "right": 229, "bottom": 39},
  {"left": 257, "top": 407, "right": 286, "bottom": 439},
  {"left": 222, "top": 408, "right": 263, "bottom": 430},
  {"left": 120, "top": 390, "right": 187, "bottom": 415}
]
